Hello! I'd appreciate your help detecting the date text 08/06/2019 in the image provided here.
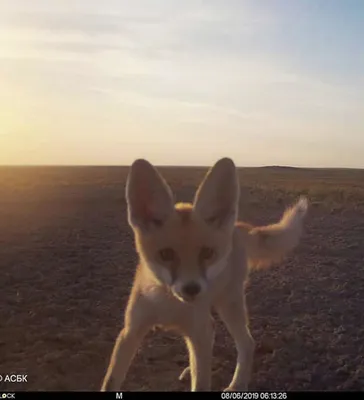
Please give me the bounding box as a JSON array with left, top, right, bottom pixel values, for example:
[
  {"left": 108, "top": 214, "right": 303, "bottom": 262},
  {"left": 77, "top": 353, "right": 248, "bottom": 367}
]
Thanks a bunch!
[{"left": 221, "top": 392, "right": 288, "bottom": 400}]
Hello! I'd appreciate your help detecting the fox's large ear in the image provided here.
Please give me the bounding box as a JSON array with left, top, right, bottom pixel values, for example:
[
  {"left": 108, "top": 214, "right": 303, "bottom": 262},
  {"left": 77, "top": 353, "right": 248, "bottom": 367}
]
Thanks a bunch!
[
  {"left": 193, "top": 158, "right": 239, "bottom": 229},
  {"left": 126, "top": 159, "right": 175, "bottom": 231}
]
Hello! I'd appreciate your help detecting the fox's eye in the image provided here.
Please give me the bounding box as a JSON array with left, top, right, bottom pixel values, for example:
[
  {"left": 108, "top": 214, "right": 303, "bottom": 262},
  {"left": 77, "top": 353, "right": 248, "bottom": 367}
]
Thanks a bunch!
[
  {"left": 199, "top": 246, "right": 215, "bottom": 262},
  {"left": 159, "top": 248, "right": 176, "bottom": 262}
]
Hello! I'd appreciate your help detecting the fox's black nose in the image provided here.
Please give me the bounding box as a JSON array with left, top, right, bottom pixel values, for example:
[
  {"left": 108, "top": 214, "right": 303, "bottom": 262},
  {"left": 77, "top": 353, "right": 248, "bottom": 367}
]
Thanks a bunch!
[{"left": 181, "top": 282, "right": 201, "bottom": 298}]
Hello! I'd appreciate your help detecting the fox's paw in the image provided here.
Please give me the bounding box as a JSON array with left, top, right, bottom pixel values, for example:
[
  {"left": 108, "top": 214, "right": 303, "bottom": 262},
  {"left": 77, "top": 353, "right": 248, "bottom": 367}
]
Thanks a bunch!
[
  {"left": 295, "top": 196, "right": 309, "bottom": 215},
  {"left": 179, "top": 366, "right": 190, "bottom": 381},
  {"left": 223, "top": 384, "right": 248, "bottom": 392},
  {"left": 101, "top": 376, "right": 118, "bottom": 392}
]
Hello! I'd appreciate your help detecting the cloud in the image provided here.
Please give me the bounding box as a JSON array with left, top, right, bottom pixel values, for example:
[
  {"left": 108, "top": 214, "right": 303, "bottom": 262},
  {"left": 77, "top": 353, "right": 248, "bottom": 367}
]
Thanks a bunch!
[{"left": 0, "top": 0, "right": 363, "bottom": 167}]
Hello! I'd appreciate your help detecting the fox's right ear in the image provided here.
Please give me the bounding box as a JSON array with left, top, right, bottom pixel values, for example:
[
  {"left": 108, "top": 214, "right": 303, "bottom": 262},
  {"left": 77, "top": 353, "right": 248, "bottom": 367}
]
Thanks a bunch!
[{"left": 126, "top": 159, "right": 175, "bottom": 231}]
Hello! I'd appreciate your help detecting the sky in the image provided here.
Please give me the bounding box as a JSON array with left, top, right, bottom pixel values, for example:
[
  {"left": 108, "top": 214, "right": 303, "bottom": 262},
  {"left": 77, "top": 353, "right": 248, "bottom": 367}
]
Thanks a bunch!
[{"left": 0, "top": 0, "right": 363, "bottom": 167}]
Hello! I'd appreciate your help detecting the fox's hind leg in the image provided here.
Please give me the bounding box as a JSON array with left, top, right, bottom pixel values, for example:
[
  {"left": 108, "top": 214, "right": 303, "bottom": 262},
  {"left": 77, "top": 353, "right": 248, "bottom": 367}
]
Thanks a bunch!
[{"left": 179, "top": 366, "right": 190, "bottom": 381}]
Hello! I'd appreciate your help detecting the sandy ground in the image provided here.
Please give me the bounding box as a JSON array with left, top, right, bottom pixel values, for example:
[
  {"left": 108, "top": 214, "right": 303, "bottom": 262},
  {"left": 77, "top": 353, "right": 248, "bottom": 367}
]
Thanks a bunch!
[{"left": 0, "top": 166, "right": 363, "bottom": 391}]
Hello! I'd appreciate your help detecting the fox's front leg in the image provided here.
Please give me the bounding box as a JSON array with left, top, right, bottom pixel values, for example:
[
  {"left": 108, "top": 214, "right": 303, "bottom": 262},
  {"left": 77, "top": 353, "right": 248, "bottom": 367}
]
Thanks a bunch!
[
  {"left": 183, "top": 317, "right": 215, "bottom": 391},
  {"left": 216, "top": 292, "right": 255, "bottom": 392},
  {"left": 179, "top": 315, "right": 215, "bottom": 387},
  {"left": 101, "top": 297, "right": 151, "bottom": 391}
]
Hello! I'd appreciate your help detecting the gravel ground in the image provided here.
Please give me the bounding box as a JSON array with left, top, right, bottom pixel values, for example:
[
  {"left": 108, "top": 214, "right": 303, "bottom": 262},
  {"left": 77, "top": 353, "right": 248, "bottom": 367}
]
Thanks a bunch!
[{"left": 0, "top": 166, "right": 363, "bottom": 391}]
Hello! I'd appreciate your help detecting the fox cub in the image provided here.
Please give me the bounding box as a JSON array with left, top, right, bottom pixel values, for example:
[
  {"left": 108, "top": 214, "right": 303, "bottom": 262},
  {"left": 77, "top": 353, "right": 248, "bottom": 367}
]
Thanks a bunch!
[{"left": 101, "top": 158, "right": 308, "bottom": 392}]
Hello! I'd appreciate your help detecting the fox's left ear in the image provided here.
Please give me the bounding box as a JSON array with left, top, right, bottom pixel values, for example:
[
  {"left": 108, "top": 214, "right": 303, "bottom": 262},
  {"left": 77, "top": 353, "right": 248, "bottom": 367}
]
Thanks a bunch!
[{"left": 193, "top": 158, "right": 240, "bottom": 229}]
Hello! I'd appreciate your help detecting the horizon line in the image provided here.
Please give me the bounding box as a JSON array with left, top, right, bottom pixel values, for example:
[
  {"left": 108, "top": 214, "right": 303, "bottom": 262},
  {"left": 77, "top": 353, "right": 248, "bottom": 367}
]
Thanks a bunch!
[{"left": 0, "top": 164, "right": 363, "bottom": 170}]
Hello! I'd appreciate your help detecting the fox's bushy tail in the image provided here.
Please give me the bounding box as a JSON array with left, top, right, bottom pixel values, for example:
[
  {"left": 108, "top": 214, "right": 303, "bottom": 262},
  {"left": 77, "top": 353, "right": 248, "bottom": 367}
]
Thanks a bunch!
[{"left": 238, "top": 197, "right": 308, "bottom": 269}]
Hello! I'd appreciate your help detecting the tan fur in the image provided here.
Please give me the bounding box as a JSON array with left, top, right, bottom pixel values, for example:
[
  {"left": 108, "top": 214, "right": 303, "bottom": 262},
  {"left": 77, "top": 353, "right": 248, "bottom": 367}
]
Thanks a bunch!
[{"left": 101, "top": 158, "right": 308, "bottom": 392}]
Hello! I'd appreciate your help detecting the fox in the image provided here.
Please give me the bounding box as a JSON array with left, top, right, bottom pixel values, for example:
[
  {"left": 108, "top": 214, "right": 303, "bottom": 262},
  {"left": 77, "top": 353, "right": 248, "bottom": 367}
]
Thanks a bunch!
[{"left": 101, "top": 157, "right": 308, "bottom": 392}]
